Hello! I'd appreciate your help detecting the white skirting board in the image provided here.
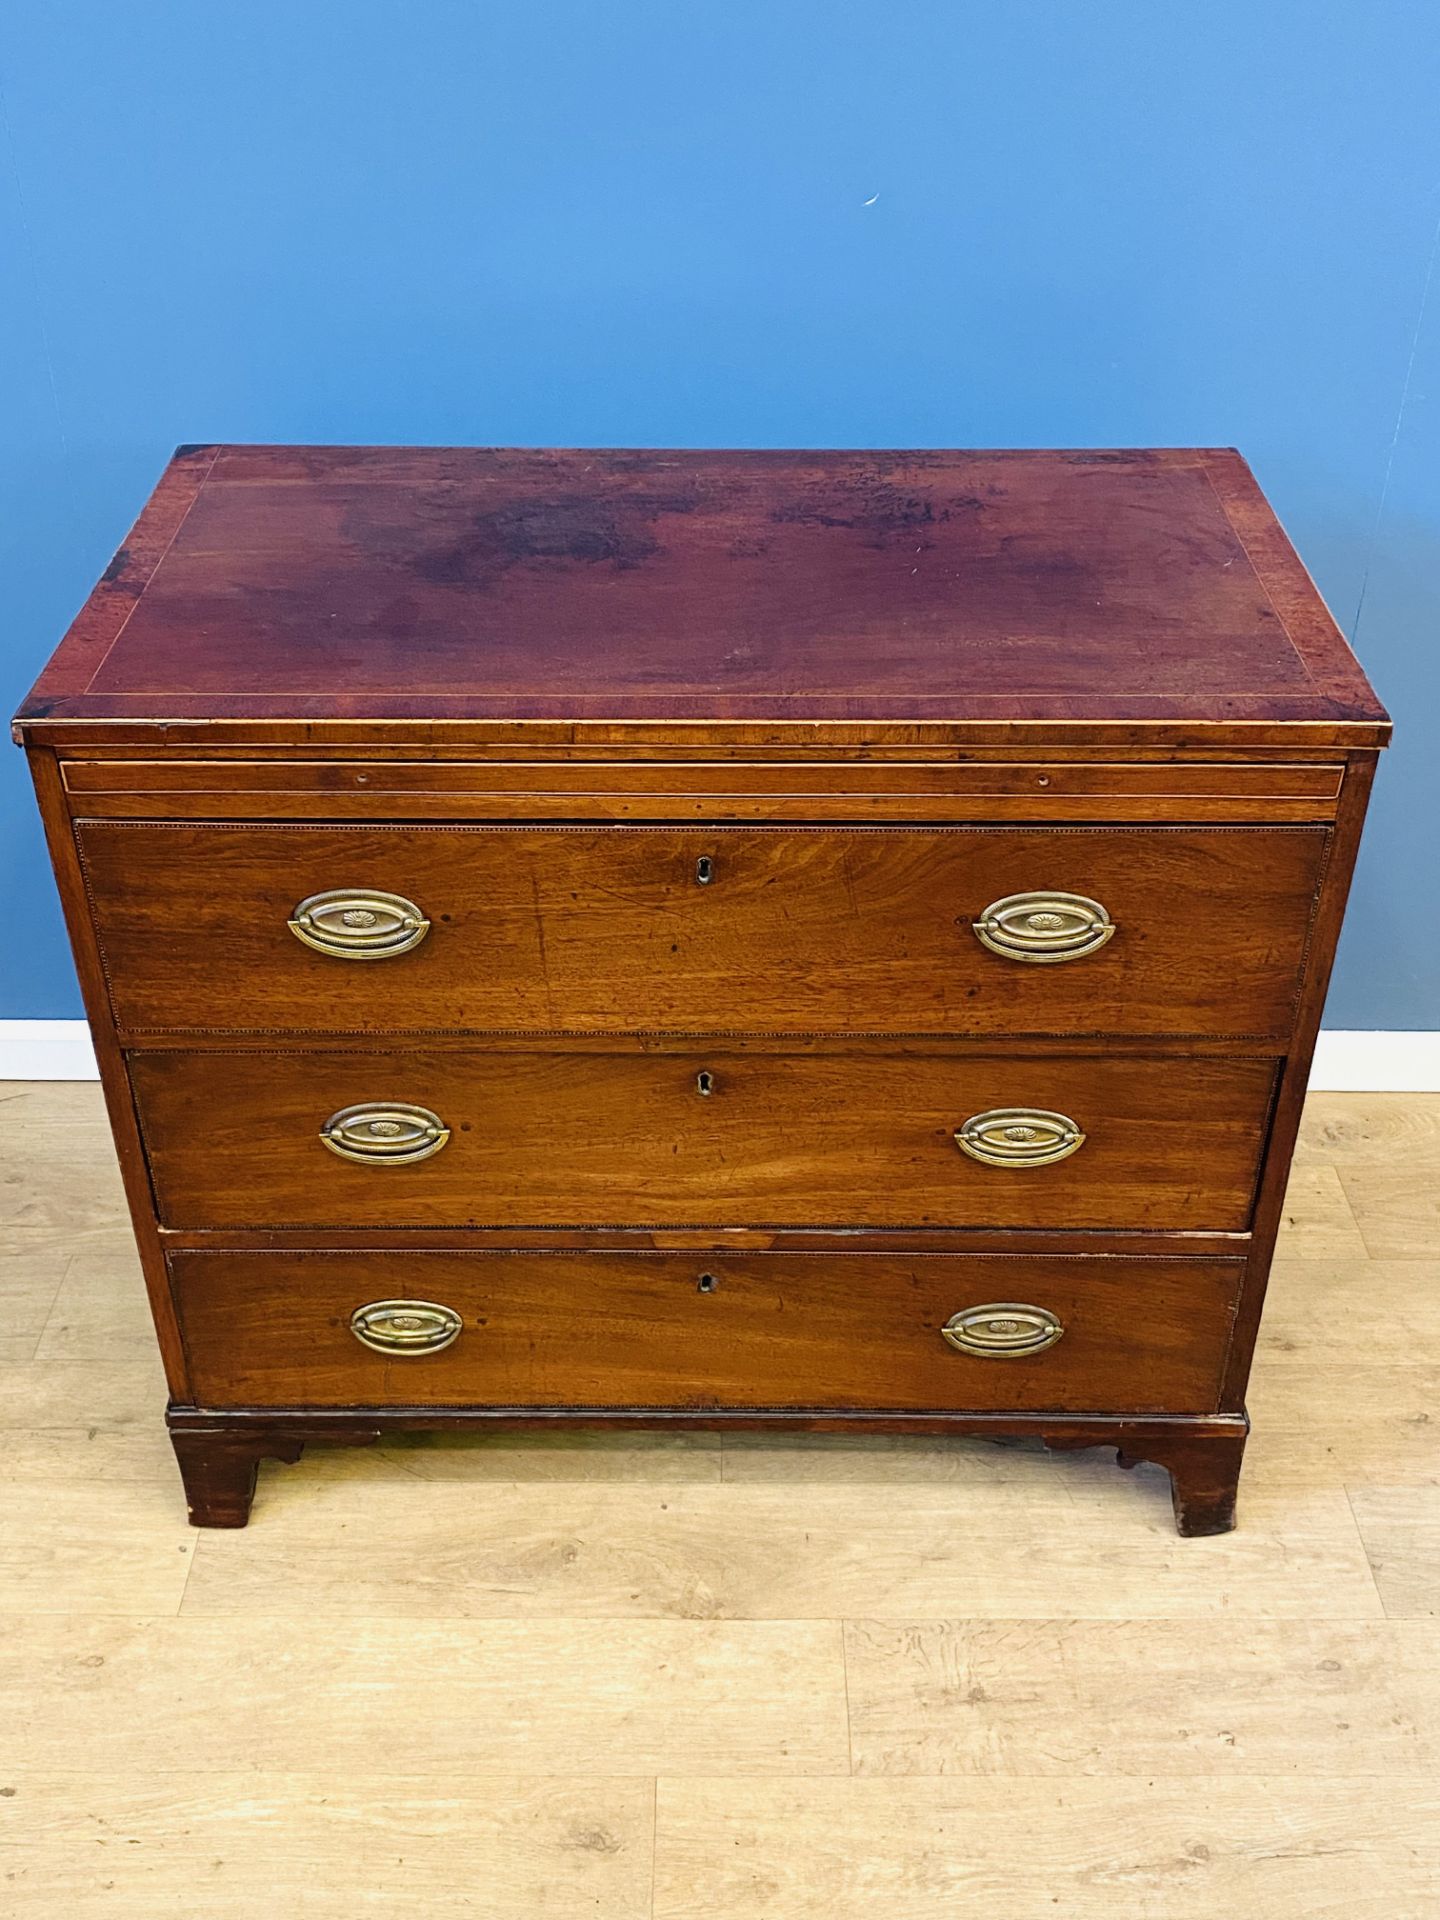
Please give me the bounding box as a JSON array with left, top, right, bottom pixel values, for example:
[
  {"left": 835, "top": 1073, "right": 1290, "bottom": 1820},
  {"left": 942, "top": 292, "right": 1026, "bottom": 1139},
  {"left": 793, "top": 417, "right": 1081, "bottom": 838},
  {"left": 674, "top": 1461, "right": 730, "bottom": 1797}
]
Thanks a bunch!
[
  {"left": 0, "top": 1021, "right": 1437, "bottom": 1091},
  {"left": 0, "top": 1021, "right": 102, "bottom": 1080},
  {"left": 1304, "top": 1032, "right": 1440, "bottom": 1092}
]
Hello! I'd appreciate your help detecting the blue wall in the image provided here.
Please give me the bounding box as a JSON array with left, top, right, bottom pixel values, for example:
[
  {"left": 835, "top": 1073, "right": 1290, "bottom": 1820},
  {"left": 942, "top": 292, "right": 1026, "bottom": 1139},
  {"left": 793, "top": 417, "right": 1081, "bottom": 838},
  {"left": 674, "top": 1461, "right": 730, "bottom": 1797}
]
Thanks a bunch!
[{"left": 3, "top": 0, "right": 1437, "bottom": 1023}]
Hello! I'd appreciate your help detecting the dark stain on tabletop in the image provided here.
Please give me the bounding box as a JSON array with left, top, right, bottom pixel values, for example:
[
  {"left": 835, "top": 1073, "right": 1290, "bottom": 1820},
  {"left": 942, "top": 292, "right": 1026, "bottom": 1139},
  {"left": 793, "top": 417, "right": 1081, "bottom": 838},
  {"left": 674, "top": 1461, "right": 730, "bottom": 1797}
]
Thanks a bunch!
[
  {"left": 769, "top": 475, "right": 987, "bottom": 552},
  {"left": 349, "top": 482, "right": 707, "bottom": 590}
]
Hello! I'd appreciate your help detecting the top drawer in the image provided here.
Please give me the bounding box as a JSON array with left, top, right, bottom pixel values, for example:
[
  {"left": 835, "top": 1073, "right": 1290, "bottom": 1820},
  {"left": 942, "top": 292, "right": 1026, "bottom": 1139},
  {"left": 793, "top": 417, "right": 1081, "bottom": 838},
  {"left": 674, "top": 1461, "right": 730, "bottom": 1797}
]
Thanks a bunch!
[{"left": 74, "top": 821, "right": 1328, "bottom": 1040}]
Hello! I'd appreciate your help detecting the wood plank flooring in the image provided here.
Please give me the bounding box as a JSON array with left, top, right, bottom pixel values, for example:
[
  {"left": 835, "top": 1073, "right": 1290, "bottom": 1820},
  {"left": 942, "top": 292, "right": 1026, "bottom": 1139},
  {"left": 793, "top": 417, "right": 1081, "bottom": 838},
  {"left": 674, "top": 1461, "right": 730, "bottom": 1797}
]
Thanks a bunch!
[{"left": 1, "top": 1081, "right": 1437, "bottom": 1917}]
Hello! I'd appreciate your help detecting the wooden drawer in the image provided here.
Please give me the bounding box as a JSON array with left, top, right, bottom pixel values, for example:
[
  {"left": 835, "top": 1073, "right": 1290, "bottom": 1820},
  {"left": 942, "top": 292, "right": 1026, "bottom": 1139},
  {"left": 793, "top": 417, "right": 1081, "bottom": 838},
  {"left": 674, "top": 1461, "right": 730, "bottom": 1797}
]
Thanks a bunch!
[
  {"left": 131, "top": 1048, "right": 1277, "bottom": 1231},
  {"left": 77, "top": 822, "right": 1329, "bottom": 1039},
  {"left": 169, "top": 1248, "right": 1244, "bottom": 1414}
]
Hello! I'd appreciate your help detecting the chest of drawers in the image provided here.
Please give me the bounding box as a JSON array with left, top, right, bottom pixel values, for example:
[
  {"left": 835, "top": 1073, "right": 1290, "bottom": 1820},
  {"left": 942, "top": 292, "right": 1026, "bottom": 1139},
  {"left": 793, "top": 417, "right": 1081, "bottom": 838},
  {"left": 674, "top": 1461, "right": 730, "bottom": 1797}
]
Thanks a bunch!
[{"left": 15, "top": 445, "right": 1389, "bottom": 1533}]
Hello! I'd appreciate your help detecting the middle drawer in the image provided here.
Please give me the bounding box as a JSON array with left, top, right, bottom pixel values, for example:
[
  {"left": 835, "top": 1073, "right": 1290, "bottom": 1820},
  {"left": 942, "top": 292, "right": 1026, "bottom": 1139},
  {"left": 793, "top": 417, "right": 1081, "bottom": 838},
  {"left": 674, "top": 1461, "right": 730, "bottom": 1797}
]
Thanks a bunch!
[{"left": 130, "top": 1049, "right": 1277, "bottom": 1231}]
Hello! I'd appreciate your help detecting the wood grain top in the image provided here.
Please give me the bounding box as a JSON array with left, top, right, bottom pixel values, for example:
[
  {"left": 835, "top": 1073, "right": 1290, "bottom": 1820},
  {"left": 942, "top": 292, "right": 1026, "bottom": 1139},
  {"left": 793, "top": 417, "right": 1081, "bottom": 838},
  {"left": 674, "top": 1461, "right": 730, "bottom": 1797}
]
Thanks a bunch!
[{"left": 15, "top": 445, "right": 1390, "bottom": 747}]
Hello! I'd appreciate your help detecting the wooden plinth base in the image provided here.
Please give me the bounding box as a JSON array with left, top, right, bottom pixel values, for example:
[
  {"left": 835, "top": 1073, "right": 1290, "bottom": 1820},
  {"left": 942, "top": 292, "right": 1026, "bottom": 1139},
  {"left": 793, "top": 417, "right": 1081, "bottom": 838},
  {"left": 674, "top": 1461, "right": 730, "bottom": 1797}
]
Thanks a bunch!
[{"left": 167, "top": 1408, "right": 1248, "bottom": 1534}]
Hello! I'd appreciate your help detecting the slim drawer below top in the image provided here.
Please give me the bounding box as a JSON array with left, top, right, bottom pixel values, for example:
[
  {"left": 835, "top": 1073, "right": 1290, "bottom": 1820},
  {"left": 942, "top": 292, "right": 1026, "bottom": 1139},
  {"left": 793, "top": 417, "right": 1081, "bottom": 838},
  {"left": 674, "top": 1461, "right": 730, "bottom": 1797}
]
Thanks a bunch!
[
  {"left": 130, "top": 1047, "right": 1278, "bottom": 1232},
  {"left": 168, "top": 1248, "right": 1244, "bottom": 1415},
  {"left": 76, "top": 821, "right": 1330, "bottom": 1040}
]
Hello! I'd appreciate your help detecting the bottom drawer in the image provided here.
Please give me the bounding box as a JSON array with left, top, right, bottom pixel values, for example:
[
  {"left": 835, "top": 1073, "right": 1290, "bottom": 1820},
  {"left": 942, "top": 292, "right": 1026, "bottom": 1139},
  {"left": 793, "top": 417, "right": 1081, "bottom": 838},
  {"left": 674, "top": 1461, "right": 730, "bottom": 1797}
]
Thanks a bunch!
[{"left": 170, "top": 1250, "right": 1243, "bottom": 1415}]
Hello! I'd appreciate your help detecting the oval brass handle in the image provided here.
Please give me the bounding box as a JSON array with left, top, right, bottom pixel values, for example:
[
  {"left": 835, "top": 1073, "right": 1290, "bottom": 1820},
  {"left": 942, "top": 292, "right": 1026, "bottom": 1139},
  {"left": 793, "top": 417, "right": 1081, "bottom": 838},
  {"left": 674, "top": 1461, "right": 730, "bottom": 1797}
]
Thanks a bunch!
[
  {"left": 320, "top": 1102, "right": 450, "bottom": 1165},
  {"left": 350, "top": 1299, "right": 463, "bottom": 1355},
  {"left": 942, "top": 1304, "right": 1064, "bottom": 1358},
  {"left": 955, "top": 1107, "right": 1085, "bottom": 1168},
  {"left": 973, "top": 891, "right": 1114, "bottom": 963},
  {"left": 289, "top": 888, "right": 430, "bottom": 960}
]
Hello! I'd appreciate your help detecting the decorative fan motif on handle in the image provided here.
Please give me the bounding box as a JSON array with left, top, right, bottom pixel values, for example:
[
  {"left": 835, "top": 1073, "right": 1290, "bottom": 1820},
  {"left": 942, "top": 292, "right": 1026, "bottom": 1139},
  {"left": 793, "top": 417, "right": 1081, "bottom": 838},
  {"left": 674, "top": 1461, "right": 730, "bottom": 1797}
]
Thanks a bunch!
[{"left": 973, "top": 891, "right": 1115, "bottom": 963}]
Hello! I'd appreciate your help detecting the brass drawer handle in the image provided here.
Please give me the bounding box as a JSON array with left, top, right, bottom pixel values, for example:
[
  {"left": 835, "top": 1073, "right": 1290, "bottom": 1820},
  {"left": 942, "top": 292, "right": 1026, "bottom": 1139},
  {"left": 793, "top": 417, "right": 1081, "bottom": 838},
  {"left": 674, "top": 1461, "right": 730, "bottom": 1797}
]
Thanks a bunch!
[
  {"left": 956, "top": 1107, "right": 1085, "bottom": 1168},
  {"left": 942, "top": 1304, "right": 1064, "bottom": 1357},
  {"left": 973, "top": 891, "right": 1114, "bottom": 963},
  {"left": 350, "top": 1299, "right": 463, "bottom": 1355},
  {"left": 320, "top": 1102, "right": 450, "bottom": 1164},
  {"left": 289, "top": 888, "right": 430, "bottom": 959}
]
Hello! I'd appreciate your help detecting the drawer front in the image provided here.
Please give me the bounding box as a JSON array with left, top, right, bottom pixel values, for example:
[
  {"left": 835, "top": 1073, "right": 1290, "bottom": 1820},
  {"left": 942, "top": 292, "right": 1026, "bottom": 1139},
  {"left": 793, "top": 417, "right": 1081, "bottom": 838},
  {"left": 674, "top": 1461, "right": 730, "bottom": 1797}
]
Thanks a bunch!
[
  {"left": 169, "top": 1249, "right": 1243, "bottom": 1414},
  {"left": 131, "top": 1049, "right": 1276, "bottom": 1231},
  {"left": 78, "top": 822, "right": 1328, "bottom": 1038}
]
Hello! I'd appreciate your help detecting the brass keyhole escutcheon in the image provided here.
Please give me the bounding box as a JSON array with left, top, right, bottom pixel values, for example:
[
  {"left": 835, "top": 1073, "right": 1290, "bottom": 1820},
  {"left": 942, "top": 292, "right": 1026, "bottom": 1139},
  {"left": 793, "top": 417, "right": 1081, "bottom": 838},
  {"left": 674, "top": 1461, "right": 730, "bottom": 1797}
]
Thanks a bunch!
[
  {"left": 695, "top": 855, "right": 715, "bottom": 886},
  {"left": 696, "top": 1070, "right": 715, "bottom": 1097},
  {"left": 697, "top": 1272, "right": 719, "bottom": 1294}
]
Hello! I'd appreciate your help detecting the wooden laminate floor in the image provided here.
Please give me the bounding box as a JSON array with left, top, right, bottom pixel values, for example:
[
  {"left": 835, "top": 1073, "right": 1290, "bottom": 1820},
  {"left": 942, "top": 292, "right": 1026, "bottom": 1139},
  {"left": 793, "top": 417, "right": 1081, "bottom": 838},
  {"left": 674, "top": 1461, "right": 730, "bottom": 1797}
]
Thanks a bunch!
[{"left": 1, "top": 1081, "right": 1438, "bottom": 1917}]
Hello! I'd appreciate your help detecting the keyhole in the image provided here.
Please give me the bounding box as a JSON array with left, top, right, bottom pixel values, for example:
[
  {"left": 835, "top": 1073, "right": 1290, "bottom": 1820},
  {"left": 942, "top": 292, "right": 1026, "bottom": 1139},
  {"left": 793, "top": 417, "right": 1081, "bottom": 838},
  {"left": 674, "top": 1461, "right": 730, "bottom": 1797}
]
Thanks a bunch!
[
  {"left": 696, "top": 1070, "right": 714, "bottom": 1097},
  {"left": 697, "top": 1273, "right": 719, "bottom": 1294},
  {"left": 695, "top": 856, "right": 714, "bottom": 886}
]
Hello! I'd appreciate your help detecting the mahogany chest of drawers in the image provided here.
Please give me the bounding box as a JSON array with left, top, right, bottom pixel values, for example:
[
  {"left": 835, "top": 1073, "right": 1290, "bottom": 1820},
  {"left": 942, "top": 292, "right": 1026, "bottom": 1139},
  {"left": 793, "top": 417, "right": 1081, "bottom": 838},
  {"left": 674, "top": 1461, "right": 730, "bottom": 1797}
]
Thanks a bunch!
[{"left": 15, "top": 446, "right": 1389, "bottom": 1533}]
